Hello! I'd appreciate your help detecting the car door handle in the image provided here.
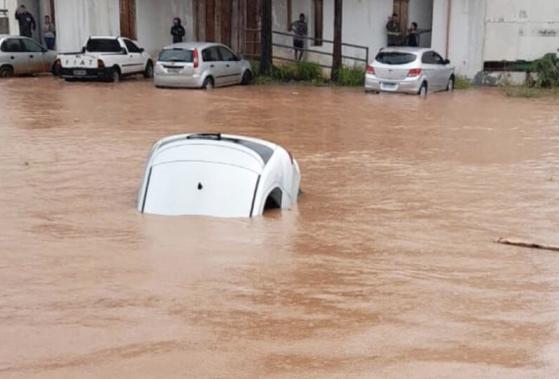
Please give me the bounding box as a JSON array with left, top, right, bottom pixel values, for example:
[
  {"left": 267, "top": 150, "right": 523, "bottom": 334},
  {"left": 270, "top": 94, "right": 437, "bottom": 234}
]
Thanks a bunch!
[
  {"left": 226, "top": 64, "right": 230, "bottom": 67},
  {"left": 10, "top": 56, "right": 14, "bottom": 60},
  {"left": 29, "top": 55, "right": 34, "bottom": 58},
  {"left": 210, "top": 64, "right": 215, "bottom": 68}
]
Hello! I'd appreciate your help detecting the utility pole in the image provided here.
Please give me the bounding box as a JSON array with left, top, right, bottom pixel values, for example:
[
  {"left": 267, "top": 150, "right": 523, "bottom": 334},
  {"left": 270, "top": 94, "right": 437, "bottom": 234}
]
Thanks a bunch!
[
  {"left": 331, "top": 0, "right": 343, "bottom": 81},
  {"left": 260, "top": 0, "right": 273, "bottom": 75}
]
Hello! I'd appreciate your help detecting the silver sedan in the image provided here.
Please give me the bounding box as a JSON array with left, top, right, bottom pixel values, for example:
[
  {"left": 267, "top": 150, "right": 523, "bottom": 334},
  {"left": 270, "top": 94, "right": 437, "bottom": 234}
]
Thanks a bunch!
[
  {"left": 154, "top": 42, "right": 253, "bottom": 89},
  {"left": 365, "top": 47, "right": 455, "bottom": 96},
  {"left": 0, "top": 35, "right": 58, "bottom": 77}
]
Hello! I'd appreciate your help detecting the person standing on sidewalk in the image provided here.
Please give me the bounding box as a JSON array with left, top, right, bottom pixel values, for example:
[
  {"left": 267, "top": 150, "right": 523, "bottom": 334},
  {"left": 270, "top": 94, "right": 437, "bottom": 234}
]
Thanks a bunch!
[
  {"left": 15, "top": 5, "right": 36, "bottom": 38},
  {"left": 386, "top": 13, "right": 401, "bottom": 46},
  {"left": 170, "top": 17, "right": 186, "bottom": 43},
  {"left": 290, "top": 13, "right": 308, "bottom": 62},
  {"left": 43, "top": 15, "right": 56, "bottom": 50}
]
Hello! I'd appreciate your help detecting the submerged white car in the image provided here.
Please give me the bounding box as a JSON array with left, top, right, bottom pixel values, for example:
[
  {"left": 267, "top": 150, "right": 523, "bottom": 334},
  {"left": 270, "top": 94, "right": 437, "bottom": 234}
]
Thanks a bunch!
[
  {"left": 154, "top": 42, "right": 253, "bottom": 89},
  {"left": 137, "top": 133, "right": 301, "bottom": 218},
  {"left": 365, "top": 47, "right": 455, "bottom": 96}
]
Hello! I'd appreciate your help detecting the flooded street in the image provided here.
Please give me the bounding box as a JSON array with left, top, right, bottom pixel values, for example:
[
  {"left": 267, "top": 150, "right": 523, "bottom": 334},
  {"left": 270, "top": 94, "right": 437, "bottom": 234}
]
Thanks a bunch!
[{"left": 1, "top": 77, "right": 559, "bottom": 378}]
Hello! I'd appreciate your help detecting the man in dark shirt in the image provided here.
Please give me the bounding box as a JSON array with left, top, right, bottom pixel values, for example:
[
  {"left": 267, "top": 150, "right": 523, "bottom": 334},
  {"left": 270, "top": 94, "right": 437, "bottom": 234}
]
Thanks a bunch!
[
  {"left": 14, "top": 5, "right": 36, "bottom": 38},
  {"left": 407, "top": 22, "right": 419, "bottom": 47},
  {"left": 386, "top": 13, "right": 401, "bottom": 47},
  {"left": 170, "top": 17, "right": 186, "bottom": 43}
]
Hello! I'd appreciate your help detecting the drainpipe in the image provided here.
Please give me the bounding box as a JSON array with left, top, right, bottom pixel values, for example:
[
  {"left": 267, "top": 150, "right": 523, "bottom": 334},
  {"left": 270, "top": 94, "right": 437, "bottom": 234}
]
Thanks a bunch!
[{"left": 445, "top": 0, "right": 452, "bottom": 59}]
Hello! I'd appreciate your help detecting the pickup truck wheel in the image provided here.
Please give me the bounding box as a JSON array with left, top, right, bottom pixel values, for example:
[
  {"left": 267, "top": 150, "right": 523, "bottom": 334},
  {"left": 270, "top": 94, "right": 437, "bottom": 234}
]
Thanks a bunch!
[
  {"left": 111, "top": 68, "right": 121, "bottom": 83},
  {"left": 202, "top": 76, "right": 214, "bottom": 90},
  {"left": 143, "top": 61, "right": 153, "bottom": 79},
  {"left": 0, "top": 66, "right": 14, "bottom": 78}
]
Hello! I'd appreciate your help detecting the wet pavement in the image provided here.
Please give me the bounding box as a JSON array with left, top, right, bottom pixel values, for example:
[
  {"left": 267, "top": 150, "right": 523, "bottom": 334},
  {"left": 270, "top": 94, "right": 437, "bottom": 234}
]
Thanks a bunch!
[{"left": 0, "top": 76, "right": 558, "bottom": 378}]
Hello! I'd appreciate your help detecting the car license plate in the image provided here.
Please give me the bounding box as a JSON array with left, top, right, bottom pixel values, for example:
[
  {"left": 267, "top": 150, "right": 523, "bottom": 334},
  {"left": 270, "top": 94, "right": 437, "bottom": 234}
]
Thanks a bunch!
[
  {"left": 167, "top": 68, "right": 181, "bottom": 73},
  {"left": 73, "top": 69, "right": 86, "bottom": 76}
]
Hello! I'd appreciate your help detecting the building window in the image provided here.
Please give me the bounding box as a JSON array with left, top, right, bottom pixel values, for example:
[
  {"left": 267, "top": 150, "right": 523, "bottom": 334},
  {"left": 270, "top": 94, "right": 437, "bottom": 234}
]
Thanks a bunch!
[{"left": 314, "top": 0, "right": 323, "bottom": 46}]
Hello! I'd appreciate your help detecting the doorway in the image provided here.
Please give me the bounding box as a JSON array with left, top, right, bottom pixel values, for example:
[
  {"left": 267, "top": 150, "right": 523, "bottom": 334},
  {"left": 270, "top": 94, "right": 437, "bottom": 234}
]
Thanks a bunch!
[
  {"left": 120, "top": 0, "right": 136, "bottom": 40},
  {"left": 394, "top": 0, "right": 433, "bottom": 47}
]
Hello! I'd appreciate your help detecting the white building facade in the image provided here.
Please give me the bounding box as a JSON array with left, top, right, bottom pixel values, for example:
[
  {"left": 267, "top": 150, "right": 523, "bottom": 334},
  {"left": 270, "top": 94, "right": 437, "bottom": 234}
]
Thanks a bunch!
[{"left": 1, "top": 0, "right": 558, "bottom": 79}]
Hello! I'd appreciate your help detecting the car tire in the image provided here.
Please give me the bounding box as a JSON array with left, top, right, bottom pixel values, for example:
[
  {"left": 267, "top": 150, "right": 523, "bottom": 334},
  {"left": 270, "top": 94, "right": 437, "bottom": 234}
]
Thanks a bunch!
[
  {"left": 447, "top": 77, "right": 455, "bottom": 92},
  {"left": 418, "top": 82, "right": 428, "bottom": 97},
  {"left": 51, "top": 60, "right": 61, "bottom": 77},
  {"left": 144, "top": 61, "right": 153, "bottom": 79},
  {"left": 202, "top": 76, "right": 214, "bottom": 90},
  {"left": 111, "top": 67, "right": 121, "bottom": 83},
  {"left": 0, "top": 66, "right": 14, "bottom": 78},
  {"left": 241, "top": 70, "right": 252, "bottom": 85}
]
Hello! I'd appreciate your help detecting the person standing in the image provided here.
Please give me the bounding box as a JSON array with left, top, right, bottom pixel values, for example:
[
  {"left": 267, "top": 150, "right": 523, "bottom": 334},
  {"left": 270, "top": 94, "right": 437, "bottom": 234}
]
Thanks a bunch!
[
  {"left": 407, "top": 22, "right": 419, "bottom": 47},
  {"left": 386, "top": 13, "right": 401, "bottom": 47},
  {"left": 170, "top": 17, "right": 185, "bottom": 43},
  {"left": 14, "top": 5, "right": 36, "bottom": 38},
  {"left": 290, "top": 13, "right": 307, "bottom": 62},
  {"left": 43, "top": 15, "right": 56, "bottom": 50}
]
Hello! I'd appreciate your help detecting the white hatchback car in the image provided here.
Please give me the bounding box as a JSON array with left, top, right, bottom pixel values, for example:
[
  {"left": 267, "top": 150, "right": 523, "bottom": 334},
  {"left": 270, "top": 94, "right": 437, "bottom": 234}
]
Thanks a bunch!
[
  {"left": 137, "top": 133, "right": 301, "bottom": 218},
  {"left": 154, "top": 42, "right": 253, "bottom": 89},
  {"left": 365, "top": 47, "right": 455, "bottom": 96}
]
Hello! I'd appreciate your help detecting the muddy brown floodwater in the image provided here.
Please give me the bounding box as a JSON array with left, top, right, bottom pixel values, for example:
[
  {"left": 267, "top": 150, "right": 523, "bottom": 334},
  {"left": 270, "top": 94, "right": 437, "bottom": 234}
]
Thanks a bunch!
[{"left": 1, "top": 76, "right": 559, "bottom": 378}]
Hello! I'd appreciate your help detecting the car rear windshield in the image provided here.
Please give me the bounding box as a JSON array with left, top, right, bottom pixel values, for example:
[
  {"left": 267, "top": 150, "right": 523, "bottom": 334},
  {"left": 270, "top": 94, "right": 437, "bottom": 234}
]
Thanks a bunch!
[
  {"left": 159, "top": 49, "right": 194, "bottom": 62},
  {"left": 86, "top": 39, "right": 122, "bottom": 53},
  {"left": 375, "top": 52, "right": 417, "bottom": 65}
]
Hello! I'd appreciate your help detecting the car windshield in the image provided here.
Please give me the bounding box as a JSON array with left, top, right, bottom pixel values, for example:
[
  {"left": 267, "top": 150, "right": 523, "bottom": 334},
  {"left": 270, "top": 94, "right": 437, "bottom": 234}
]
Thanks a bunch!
[
  {"left": 159, "top": 49, "right": 194, "bottom": 62},
  {"left": 375, "top": 52, "right": 417, "bottom": 65},
  {"left": 86, "top": 39, "right": 122, "bottom": 53}
]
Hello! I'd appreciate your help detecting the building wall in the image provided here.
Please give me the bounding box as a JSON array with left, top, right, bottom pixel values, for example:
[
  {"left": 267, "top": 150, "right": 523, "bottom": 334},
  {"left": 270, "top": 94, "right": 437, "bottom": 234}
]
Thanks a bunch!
[
  {"left": 484, "top": 0, "right": 559, "bottom": 61},
  {"left": 408, "top": 0, "right": 433, "bottom": 47},
  {"left": 54, "top": 0, "right": 119, "bottom": 53},
  {"left": 272, "top": 0, "right": 393, "bottom": 68},
  {"left": 135, "top": 0, "right": 194, "bottom": 57}
]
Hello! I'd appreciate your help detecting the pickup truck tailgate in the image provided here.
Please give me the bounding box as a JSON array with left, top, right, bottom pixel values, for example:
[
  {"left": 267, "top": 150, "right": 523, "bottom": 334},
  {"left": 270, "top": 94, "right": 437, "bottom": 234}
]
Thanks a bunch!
[{"left": 60, "top": 54, "right": 98, "bottom": 68}]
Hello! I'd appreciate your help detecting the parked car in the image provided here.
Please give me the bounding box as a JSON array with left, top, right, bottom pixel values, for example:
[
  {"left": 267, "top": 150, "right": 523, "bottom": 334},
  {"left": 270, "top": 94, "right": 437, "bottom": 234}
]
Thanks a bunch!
[
  {"left": 154, "top": 42, "right": 253, "bottom": 89},
  {"left": 58, "top": 36, "right": 153, "bottom": 82},
  {"left": 365, "top": 47, "right": 455, "bottom": 96},
  {"left": 137, "top": 133, "right": 300, "bottom": 218},
  {"left": 0, "top": 35, "right": 58, "bottom": 77}
]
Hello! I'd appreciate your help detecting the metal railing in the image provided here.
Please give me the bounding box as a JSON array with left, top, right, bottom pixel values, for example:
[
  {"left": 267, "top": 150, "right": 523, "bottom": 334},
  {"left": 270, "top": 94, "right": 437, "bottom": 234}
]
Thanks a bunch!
[{"left": 243, "top": 29, "right": 369, "bottom": 70}]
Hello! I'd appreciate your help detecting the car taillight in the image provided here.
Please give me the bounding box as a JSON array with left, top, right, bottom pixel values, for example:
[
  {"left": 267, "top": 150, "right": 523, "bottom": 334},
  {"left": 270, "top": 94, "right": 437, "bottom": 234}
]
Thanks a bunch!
[
  {"left": 97, "top": 59, "right": 105, "bottom": 69},
  {"left": 407, "top": 68, "right": 422, "bottom": 77},
  {"left": 193, "top": 48, "right": 199, "bottom": 68},
  {"left": 366, "top": 65, "right": 375, "bottom": 75}
]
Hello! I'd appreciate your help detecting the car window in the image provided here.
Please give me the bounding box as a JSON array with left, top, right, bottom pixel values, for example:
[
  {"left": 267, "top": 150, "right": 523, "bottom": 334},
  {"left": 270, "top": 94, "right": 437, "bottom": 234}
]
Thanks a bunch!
[
  {"left": 202, "top": 47, "right": 220, "bottom": 62},
  {"left": 422, "top": 52, "right": 436, "bottom": 64},
  {"left": 21, "top": 38, "right": 43, "bottom": 52},
  {"left": 159, "top": 49, "right": 194, "bottom": 62},
  {"left": 86, "top": 39, "right": 122, "bottom": 53},
  {"left": 433, "top": 52, "right": 445, "bottom": 65},
  {"left": 123, "top": 39, "right": 142, "bottom": 53},
  {"left": 218, "top": 46, "right": 236, "bottom": 62},
  {"left": 1, "top": 38, "right": 24, "bottom": 53},
  {"left": 375, "top": 52, "right": 416, "bottom": 65}
]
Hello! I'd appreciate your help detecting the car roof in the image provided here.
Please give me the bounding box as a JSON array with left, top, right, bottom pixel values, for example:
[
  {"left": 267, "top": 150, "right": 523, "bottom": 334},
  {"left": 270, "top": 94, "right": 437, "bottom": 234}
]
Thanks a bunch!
[
  {"left": 154, "top": 133, "right": 278, "bottom": 167},
  {"left": 379, "top": 47, "right": 434, "bottom": 54},
  {"left": 160, "top": 42, "right": 228, "bottom": 51}
]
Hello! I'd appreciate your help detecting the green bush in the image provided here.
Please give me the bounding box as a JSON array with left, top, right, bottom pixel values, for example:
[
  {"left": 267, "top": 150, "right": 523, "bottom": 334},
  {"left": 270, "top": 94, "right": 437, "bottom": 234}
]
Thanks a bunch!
[
  {"left": 296, "top": 61, "right": 323, "bottom": 82},
  {"left": 334, "top": 66, "right": 365, "bottom": 86},
  {"left": 454, "top": 76, "right": 471, "bottom": 90},
  {"left": 531, "top": 53, "right": 559, "bottom": 88}
]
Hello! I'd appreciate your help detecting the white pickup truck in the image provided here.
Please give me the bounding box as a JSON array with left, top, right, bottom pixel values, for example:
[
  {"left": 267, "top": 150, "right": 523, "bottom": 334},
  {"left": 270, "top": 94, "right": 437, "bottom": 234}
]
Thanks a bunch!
[{"left": 58, "top": 36, "right": 153, "bottom": 82}]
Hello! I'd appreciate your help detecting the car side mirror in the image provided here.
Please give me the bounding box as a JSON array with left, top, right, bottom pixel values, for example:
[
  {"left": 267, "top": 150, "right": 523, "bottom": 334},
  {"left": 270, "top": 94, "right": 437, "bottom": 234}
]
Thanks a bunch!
[
  {"left": 41, "top": 47, "right": 47, "bottom": 53},
  {"left": 444, "top": 59, "right": 450, "bottom": 65},
  {"left": 139, "top": 48, "right": 144, "bottom": 53},
  {"left": 235, "top": 54, "right": 242, "bottom": 61}
]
